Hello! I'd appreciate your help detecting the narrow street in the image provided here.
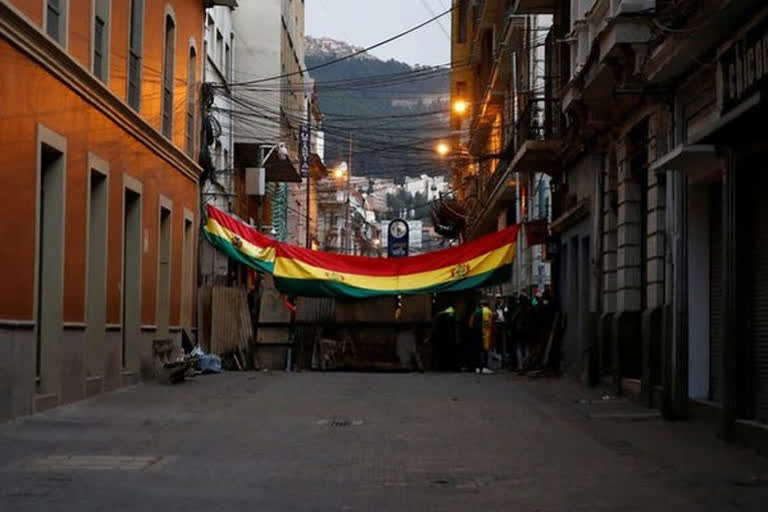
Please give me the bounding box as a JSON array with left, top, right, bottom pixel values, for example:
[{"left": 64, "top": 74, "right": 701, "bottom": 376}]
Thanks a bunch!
[{"left": 2, "top": 372, "right": 767, "bottom": 511}]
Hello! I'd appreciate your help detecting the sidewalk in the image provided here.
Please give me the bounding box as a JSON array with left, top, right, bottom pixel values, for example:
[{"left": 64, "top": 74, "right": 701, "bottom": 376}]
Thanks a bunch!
[{"left": 516, "top": 373, "right": 768, "bottom": 510}]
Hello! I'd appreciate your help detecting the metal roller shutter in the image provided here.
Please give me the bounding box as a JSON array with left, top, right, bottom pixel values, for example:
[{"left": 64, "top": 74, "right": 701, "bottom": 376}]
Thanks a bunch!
[
  {"left": 710, "top": 185, "right": 723, "bottom": 403},
  {"left": 751, "top": 173, "right": 768, "bottom": 423}
]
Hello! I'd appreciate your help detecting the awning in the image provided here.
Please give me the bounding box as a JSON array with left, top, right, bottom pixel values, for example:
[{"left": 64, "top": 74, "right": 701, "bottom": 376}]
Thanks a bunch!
[
  {"left": 234, "top": 142, "right": 300, "bottom": 183},
  {"left": 649, "top": 145, "right": 722, "bottom": 183},
  {"left": 550, "top": 199, "right": 591, "bottom": 234}
]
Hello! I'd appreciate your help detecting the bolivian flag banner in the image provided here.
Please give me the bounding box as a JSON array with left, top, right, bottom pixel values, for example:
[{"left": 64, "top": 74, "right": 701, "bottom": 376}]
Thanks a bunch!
[
  {"left": 203, "top": 205, "right": 519, "bottom": 299},
  {"left": 203, "top": 205, "right": 277, "bottom": 274}
]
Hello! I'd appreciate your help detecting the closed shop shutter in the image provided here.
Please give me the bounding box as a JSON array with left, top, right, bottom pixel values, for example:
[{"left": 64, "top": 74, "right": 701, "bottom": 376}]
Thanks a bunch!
[
  {"left": 710, "top": 185, "right": 723, "bottom": 402},
  {"left": 751, "top": 172, "right": 768, "bottom": 423}
]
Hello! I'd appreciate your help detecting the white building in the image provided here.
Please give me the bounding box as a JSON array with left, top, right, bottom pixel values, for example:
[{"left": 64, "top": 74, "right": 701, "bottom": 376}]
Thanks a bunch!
[
  {"left": 202, "top": 4, "right": 236, "bottom": 214},
  {"left": 403, "top": 174, "right": 449, "bottom": 202},
  {"left": 231, "top": 0, "right": 306, "bottom": 240},
  {"left": 200, "top": 3, "right": 237, "bottom": 285}
]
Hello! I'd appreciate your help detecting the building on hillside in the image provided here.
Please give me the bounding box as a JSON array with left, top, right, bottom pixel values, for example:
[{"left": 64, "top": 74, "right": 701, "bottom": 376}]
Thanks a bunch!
[
  {"left": 404, "top": 174, "right": 448, "bottom": 202},
  {"left": 316, "top": 179, "right": 380, "bottom": 255},
  {"left": 365, "top": 193, "right": 388, "bottom": 214},
  {"left": 317, "top": 178, "right": 347, "bottom": 252},
  {"left": 0, "top": 0, "right": 204, "bottom": 421}
]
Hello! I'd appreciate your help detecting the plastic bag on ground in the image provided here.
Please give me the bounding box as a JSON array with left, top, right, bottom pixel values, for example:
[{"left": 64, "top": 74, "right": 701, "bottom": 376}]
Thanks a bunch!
[{"left": 200, "top": 354, "right": 222, "bottom": 374}]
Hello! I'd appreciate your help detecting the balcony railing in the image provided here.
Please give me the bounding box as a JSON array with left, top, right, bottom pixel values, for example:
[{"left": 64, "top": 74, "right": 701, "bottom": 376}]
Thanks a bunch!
[{"left": 512, "top": 97, "right": 564, "bottom": 150}]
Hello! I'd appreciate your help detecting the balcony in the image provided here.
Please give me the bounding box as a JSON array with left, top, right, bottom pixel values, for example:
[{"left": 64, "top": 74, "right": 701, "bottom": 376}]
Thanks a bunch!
[
  {"left": 234, "top": 142, "right": 300, "bottom": 182},
  {"left": 562, "top": 0, "right": 657, "bottom": 125},
  {"left": 643, "top": 0, "right": 749, "bottom": 86},
  {"left": 514, "top": 0, "right": 559, "bottom": 14},
  {"left": 508, "top": 97, "right": 564, "bottom": 174},
  {"left": 465, "top": 97, "right": 563, "bottom": 237}
]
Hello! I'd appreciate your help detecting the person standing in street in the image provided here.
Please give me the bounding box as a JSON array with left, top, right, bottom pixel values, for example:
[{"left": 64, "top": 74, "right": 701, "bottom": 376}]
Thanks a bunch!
[
  {"left": 493, "top": 294, "right": 508, "bottom": 367},
  {"left": 470, "top": 300, "right": 495, "bottom": 374}
]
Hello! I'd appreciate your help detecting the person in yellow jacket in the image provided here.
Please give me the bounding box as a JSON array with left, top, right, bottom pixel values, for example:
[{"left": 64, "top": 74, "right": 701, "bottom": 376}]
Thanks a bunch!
[{"left": 469, "top": 299, "right": 495, "bottom": 374}]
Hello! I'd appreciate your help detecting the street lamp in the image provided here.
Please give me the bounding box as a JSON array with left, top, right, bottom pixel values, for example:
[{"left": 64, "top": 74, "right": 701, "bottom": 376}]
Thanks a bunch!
[
  {"left": 332, "top": 161, "right": 348, "bottom": 180},
  {"left": 435, "top": 142, "right": 450, "bottom": 156},
  {"left": 453, "top": 99, "right": 468, "bottom": 115}
]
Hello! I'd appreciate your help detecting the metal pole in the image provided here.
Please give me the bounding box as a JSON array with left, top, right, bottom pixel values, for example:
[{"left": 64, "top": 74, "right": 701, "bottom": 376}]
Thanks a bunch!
[
  {"left": 305, "top": 97, "right": 312, "bottom": 248},
  {"left": 346, "top": 133, "right": 352, "bottom": 254},
  {"left": 257, "top": 146, "right": 264, "bottom": 233}
]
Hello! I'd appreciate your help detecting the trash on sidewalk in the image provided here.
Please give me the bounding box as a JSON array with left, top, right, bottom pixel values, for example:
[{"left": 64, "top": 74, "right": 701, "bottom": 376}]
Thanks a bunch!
[
  {"left": 199, "top": 353, "right": 222, "bottom": 374},
  {"left": 153, "top": 338, "right": 199, "bottom": 384}
]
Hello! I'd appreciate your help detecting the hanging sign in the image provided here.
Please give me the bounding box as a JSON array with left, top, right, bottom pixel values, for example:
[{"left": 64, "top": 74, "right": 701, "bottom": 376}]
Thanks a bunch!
[{"left": 299, "top": 124, "right": 310, "bottom": 178}]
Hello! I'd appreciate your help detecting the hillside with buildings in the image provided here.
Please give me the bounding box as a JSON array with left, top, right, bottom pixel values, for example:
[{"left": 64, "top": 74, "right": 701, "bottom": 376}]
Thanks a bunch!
[{"left": 305, "top": 36, "right": 450, "bottom": 180}]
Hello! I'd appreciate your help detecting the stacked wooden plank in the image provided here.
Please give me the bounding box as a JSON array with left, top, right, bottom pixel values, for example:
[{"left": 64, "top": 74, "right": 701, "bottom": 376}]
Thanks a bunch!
[{"left": 208, "top": 286, "right": 253, "bottom": 355}]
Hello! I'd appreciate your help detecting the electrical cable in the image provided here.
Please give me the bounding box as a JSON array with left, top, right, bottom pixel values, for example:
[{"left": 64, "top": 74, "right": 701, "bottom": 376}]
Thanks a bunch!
[{"left": 228, "top": 5, "right": 455, "bottom": 86}]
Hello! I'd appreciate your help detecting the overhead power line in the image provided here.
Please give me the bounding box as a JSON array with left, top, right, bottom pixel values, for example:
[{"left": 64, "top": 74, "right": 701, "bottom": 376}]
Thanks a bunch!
[{"left": 229, "top": 5, "right": 456, "bottom": 87}]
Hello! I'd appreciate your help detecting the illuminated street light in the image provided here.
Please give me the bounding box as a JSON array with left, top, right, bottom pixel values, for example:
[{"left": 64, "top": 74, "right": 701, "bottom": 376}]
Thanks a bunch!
[
  {"left": 435, "top": 142, "right": 450, "bottom": 156},
  {"left": 332, "top": 161, "right": 348, "bottom": 179},
  {"left": 453, "top": 99, "right": 468, "bottom": 115}
]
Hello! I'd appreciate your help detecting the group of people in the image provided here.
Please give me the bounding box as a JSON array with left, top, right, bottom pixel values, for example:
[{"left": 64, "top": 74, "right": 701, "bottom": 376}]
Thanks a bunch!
[{"left": 430, "top": 289, "right": 553, "bottom": 374}]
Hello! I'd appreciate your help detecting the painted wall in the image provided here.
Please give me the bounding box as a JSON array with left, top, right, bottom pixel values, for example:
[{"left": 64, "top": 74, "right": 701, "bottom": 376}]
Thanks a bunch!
[
  {"left": 11, "top": 1, "right": 204, "bottom": 152},
  {"left": 0, "top": 0, "right": 203, "bottom": 419},
  {"left": 0, "top": 39, "right": 199, "bottom": 328}
]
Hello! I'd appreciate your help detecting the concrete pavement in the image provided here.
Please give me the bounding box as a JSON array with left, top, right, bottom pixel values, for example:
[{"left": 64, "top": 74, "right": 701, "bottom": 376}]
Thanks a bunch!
[{"left": 1, "top": 372, "right": 768, "bottom": 511}]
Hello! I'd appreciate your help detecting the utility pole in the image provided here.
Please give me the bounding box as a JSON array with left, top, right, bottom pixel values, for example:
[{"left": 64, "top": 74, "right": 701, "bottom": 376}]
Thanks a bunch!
[
  {"left": 305, "top": 96, "right": 312, "bottom": 248},
  {"left": 345, "top": 133, "right": 352, "bottom": 254}
]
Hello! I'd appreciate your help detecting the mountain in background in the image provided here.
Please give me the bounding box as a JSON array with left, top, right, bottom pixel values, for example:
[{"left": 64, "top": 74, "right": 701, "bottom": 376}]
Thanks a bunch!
[{"left": 305, "top": 36, "right": 450, "bottom": 181}]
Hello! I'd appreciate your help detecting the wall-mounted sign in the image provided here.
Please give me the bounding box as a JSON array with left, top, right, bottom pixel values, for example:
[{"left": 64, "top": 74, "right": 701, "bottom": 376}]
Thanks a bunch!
[
  {"left": 718, "top": 11, "right": 768, "bottom": 115},
  {"left": 387, "top": 219, "right": 409, "bottom": 258},
  {"left": 299, "top": 124, "right": 310, "bottom": 178}
]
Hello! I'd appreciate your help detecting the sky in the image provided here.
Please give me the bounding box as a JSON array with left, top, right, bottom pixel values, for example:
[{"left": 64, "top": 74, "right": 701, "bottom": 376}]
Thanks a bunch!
[{"left": 305, "top": 0, "right": 451, "bottom": 67}]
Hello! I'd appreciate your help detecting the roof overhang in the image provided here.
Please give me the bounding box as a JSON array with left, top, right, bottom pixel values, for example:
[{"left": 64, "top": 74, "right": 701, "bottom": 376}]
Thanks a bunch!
[
  {"left": 234, "top": 142, "right": 300, "bottom": 182},
  {"left": 649, "top": 144, "right": 723, "bottom": 183},
  {"left": 550, "top": 199, "right": 591, "bottom": 234},
  {"left": 513, "top": 0, "right": 558, "bottom": 14},
  {"left": 203, "top": 0, "right": 237, "bottom": 8},
  {"left": 509, "top": 139, "right": 562, "bottom": 175}
]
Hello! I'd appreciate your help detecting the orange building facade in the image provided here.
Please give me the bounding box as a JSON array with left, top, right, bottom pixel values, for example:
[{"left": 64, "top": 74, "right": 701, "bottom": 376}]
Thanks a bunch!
[{"left": 0, "top": 0, "right": 203, "bottom": 421}]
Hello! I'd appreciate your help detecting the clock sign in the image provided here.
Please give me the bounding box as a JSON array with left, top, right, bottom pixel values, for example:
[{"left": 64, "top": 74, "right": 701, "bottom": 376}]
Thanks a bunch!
[{"left": 387, "top": 219, "right": 409, "bottom": 258}]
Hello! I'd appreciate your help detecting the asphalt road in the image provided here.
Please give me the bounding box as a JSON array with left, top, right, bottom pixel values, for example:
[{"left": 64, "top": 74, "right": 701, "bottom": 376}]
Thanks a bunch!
[{"left": 2, "top": 371, "right": 768, "bottom": 511}]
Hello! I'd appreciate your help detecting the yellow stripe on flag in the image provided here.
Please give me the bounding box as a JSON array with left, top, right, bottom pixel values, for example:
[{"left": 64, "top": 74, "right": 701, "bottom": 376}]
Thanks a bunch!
[{"left": 273, "top": 242, "right": 516, "bottom": 292}]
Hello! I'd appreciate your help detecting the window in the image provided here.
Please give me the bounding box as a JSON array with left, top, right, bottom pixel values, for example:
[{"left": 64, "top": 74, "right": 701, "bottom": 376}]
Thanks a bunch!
[
  {"left": 127, "top": 0, "right": 143, "bottom": 110},
  {"left": 46, "top": 0, "right": 67, "bottom": 44},
  {"left": 206, "top": 15, "right": 214, "bottom": 56},
  {"left": 224, "top": 42, "right": 231, "bottom": 81},
  {"left": 456, "top": 81, "right": 467, "bottom": 97},
  {"left": 216, "top": 29, "right": 223, "bottom": 70},
  {"left": 162, "top": 14, "right": 176, "bottom": 138},
  {"left": 185, "top": 46, "right": 196, "bottom": 157},
  {"left": 458, "top": 0, "right": 467, "bottom": 43},
  {"left": 92, "top": 0, "right": 110, "bottom": 82}
]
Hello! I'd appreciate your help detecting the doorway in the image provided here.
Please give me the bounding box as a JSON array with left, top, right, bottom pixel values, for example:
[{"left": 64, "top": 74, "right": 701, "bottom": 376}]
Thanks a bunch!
[
  {"left": 36, "top": 139, "right": 65, "bottom": 394},
  {"left": 122, "top": 186, "right": 141, "bottom": 371},
  {"left": 86, "top": 167, "right": 108, "bottom": 377},
  {"left": 180, "top": 214, "right": 194, "bottom": 329},
  {"left": 156, "top": 204, "right": 172, "bottom": 337}
]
